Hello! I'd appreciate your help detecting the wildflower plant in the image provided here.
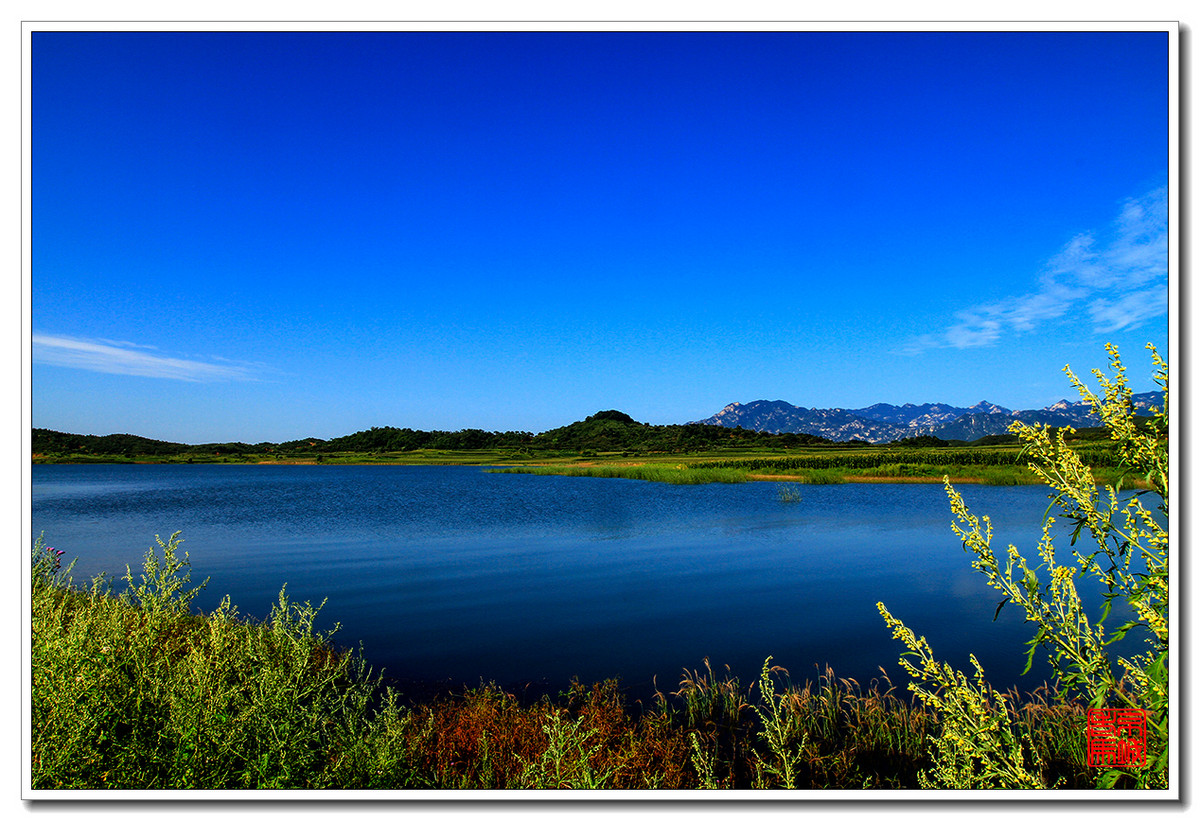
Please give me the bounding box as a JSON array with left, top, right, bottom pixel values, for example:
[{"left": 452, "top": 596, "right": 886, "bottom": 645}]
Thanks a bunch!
[
  {"left": 750, "top": 657, "right": 806, "bottom": 789},
  {"left": 31, "top": 534, "right": 70, "bottom": 589},
  {"left": 515, "top": 710, "right": 615, "bottom": 789},
  {"left": 876, "top": 605, "right": 1045, "bottom": 788},
  {"left": 879, "top": 343, "right": 1169, "bottom": 789},
  {"left": 121, "top": 531, "right": 206, "bottom": 617}
]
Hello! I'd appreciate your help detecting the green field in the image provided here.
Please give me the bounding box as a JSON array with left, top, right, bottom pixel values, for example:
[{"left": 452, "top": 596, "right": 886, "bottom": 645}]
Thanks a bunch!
[
  {"left": 34, "top": 442, "right": 1140, "bottom": 486},
  {"left": 487, "top": 444, "right": 1143, "bottom": 486},
  {"left": 33, "top": 411, "right": 1139, "bottom": 486}
]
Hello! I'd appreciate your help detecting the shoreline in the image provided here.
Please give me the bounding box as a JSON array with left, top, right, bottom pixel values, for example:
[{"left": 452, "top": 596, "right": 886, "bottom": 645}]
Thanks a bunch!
[{"left": 33, "top": 459, "right": 1148, "bottom": 488}]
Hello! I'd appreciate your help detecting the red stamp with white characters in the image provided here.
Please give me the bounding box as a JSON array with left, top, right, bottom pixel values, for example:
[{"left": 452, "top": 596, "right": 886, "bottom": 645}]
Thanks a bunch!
[{"left": 1086, "top": 708, "right": 1148, "bottom": 768}]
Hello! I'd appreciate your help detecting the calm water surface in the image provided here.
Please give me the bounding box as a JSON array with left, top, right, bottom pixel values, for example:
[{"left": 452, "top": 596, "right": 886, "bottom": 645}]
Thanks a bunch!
[{"left": 33, "top": 464, "right": 1105, "bottom": 697}]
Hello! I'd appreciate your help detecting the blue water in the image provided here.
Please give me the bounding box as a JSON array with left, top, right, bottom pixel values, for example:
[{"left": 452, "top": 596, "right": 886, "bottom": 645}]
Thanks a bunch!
[{"left": 31, "top": 464, "right": 1131, "bottom": 699}]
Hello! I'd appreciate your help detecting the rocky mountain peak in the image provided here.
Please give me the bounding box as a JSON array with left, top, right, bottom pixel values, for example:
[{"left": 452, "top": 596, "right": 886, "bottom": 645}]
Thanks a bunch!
[
  {"left": 969, "top": 401, "right": 1011, "bottom": 414},
  {"left": 690, "top": 391, "right": 1164, "bottom": 444}
]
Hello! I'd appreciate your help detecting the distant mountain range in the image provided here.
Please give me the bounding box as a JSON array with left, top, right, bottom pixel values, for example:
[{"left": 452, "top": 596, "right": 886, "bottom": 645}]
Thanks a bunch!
[
  {"left": 34, "top": 391, "right": 1166, "bottom": 460},
  {"left": 691, "top": 392, "right": 1166, "bottom": 444}
]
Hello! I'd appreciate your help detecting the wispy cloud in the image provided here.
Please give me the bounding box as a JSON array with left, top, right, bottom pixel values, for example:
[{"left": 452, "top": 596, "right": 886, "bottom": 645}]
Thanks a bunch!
[
  {"left": 897, "top": 186, "right": 1168, "bottom": 355},
  {"left": 33, "top": 334, "right": 261, "bottom": 382}
]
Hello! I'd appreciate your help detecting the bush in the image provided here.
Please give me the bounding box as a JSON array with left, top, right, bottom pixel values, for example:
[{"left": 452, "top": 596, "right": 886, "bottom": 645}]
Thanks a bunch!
[
  {"left": 31, "top": 534, "right": 392, "bottom": 789},
  {"left": 878, "top": 343, "right": 1169, "bottom": 789}
]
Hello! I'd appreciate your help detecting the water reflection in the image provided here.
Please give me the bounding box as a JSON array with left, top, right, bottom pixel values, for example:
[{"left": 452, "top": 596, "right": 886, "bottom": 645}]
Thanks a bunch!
[{"left": 32, "top": 464, "right": 1147, "bottom": 700}]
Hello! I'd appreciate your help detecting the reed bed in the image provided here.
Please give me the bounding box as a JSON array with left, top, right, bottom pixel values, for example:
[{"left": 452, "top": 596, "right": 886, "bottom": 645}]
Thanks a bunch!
[
  {"left": 488, "top": 465, "right": 751, "bottom": 484},
  {"left": 491, "top": 461, "right": 1136, "bottom": 488}
]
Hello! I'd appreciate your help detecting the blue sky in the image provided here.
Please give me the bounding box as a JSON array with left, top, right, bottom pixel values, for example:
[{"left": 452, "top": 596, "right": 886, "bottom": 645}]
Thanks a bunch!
[{"left": 30, "top": 29, "right": 1171, "bottom": 444}]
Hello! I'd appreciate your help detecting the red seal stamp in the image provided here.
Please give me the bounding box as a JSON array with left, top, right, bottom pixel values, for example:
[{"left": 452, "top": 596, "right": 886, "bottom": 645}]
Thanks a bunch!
[{"left": 1086, "top": 708, "right": 1148, "bottom": 768}]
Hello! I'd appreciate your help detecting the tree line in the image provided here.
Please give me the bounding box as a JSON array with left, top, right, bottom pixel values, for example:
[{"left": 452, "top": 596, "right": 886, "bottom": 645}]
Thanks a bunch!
[
  {"left": 32, "top": 407, "right": 1142, "bottom": 459},
  {"left": 33, "top": 410, "right": 839, "bottom": 458}
]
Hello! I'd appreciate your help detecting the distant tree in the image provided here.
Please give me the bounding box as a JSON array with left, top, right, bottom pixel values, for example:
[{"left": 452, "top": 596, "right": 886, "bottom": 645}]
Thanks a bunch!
[
  {"left": 586, "top": 410, "right": 638, "bottom": 424},
  {"left": 891, "top": 435, "right": 951, "bottom": 448}
]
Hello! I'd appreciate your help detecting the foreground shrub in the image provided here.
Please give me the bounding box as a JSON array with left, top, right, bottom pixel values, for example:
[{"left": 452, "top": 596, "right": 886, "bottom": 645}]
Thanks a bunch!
[
  {"left": 32, "top": 536, "right": 1091, "bottom": 792},
  {"left": 31, "top": 533, "right": 386, "bottom": 789},
  {"left": 879, "top": 343, "right": 1169, "bottom": 789}
]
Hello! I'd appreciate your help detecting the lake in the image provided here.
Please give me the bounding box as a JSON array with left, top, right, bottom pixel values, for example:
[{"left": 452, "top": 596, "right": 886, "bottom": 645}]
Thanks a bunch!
[{"left": 31, "top": 464, "right": 1113, "bottom": 700}]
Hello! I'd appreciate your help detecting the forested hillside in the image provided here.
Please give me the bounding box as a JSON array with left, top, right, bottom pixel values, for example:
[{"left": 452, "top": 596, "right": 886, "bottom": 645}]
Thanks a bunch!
[{"left": 33, "top": 410, "right": 836, "bottom": 459}]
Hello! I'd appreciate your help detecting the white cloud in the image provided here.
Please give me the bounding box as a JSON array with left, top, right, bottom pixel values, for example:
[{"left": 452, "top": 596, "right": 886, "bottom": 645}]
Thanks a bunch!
[
  {"left": 1089, "top": 289, "right": 1168, "bottom": 333},
  {"left": 95, "top": 338, "right": 160, "bottom": 351},
  {"left": 33, "top": 334, "right": 259, "bottom": 382},
  {"left": 897, "top": 186, "right": 1168, "bottom": 354}
]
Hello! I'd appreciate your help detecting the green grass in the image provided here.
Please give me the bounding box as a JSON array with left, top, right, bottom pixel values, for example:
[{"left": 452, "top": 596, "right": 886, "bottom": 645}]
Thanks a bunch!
[
  {"left": 489, "top": 461, "right": 1080, "bottom": 487},
  {"left": 36, "top": 440, "right": 1137, "bottom": 488},
  {"left": 31, "top": 535, "right": 397, "bottom": 789},
  {"left": 31, "top": 535, "right": 1102, "bottom": 790},
  {"left": 488, "top": 464, "right": 751, "bottom": 484}
]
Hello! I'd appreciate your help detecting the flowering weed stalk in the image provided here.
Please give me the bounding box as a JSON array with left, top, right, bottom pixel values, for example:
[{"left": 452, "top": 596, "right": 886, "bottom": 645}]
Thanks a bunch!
[
  {"left": 879, "top": 343, "right": 1169, "bottom": 789},
  {"left": 750, "top": 657, "right": 806, "bottom": 789}
]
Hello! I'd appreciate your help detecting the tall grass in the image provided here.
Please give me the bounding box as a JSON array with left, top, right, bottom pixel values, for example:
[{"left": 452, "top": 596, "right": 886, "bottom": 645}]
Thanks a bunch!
[
  {"left": 490, "top": 462, "right": 1050, "bottom": 486},
  {"left": 489, "top": 465, "right": 750, "bottom": 484},
  {"left": 31, "top": 534, "right": 402, "bottom": 789},
  {"left": 491, "top": 461, "right": 1141, "bottom": 488}
]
